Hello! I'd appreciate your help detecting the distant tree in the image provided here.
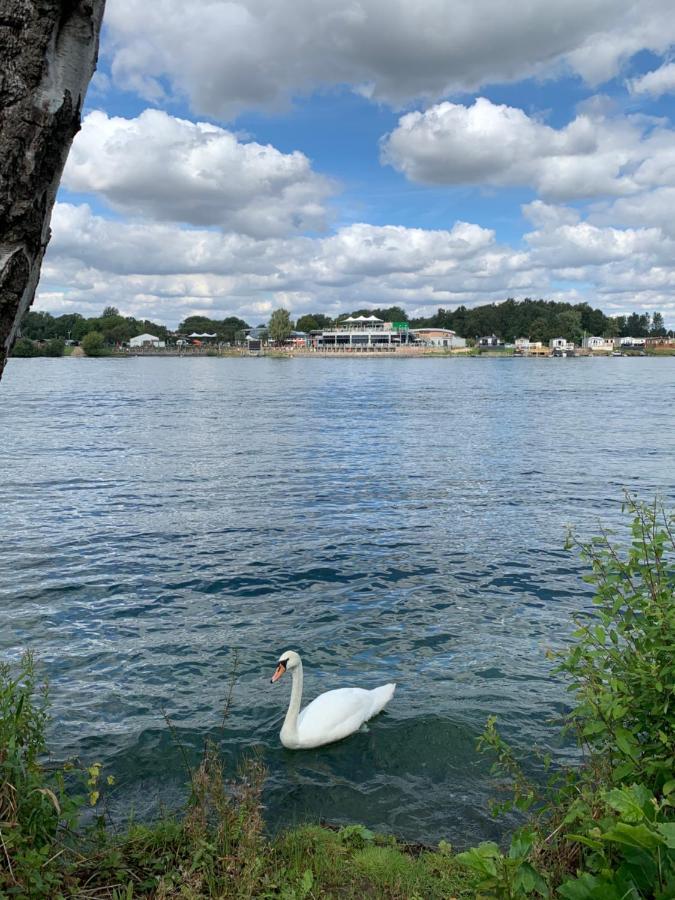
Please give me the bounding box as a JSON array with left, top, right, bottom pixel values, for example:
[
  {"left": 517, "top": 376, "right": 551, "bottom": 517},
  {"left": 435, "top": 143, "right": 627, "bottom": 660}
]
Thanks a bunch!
[
  {"left": 81, "top": 331, "right": 106, "bottom": 356},
  {"left": 177, "top": 314, "right": 247, "bottom": 343},
  {"left": 43, "top": 338, "right": 65, "bottom": 357},
  {"left": 11, "top": 337, "right": 37, "bottom": 357},
  {"left": 554, "top": 310, "right": 583, "bottom": 344},
  {"left": 651, "top": 312, "right": 666, "bottom": 337},
  {"left": 268, "top": 308, "right": 293, "bottom": 343},
  {"left": 102, "top": 306, "right": 120, "bottom": 318},
  {"left": 296, "top": 314, "right": 319, "bottom": 333}
]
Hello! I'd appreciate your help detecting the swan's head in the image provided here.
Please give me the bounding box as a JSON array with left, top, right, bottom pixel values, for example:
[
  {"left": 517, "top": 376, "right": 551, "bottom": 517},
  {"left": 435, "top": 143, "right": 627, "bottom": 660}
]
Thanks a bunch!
[{"left": 271, "top": 650, "right": 301, "bottom": 683}]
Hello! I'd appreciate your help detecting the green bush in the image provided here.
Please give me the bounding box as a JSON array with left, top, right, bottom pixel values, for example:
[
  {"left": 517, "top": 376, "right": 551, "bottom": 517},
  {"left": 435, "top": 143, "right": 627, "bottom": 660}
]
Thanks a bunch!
[
  {"left": 43, "top": 338, "right": 65, "bottom": 357},
  {"left": 81, "top": 331, "right": 107, "bottom": 356},
  {"left": 458, "top": 497, "right": 675, "bottom": 898},
  {"left": 11, "top": 338, "right": 37, "bottom": 357},
  {"left": 0, "top": 653, "right": 83, "bottom": 897}
]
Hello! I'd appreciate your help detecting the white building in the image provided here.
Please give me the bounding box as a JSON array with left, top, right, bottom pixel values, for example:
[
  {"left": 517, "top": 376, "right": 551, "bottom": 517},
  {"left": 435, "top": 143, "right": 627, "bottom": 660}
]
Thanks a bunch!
[
  {"left": 312, "top": 316, "right": 417, "bottom": 349},
  {"left": 514, "top": 337, "right": 545, "bottom": 354},
  {"left": 549, "top": 337, "right": 575, "bottom": 352},
  {"left": 410, "top": 328, "right": 466, "bottom": 348},
  {"left": 582, "top": 336, "right": 614, "bottom": 352},
  {"left": 615, "top": 336, "right": 646, "bottom": 349},
  {"left": 129, "top": 332, "right": 165, "bottom": 348}
]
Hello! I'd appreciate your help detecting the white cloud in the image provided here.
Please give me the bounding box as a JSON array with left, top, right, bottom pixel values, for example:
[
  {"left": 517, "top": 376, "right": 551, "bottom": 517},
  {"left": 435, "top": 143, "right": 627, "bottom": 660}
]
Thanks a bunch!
[
  {"left": 63, "top": 109, "right": 333, "bottom": 237},
  {"left": 382, "top": 97, "right": 675, "bottom": 201},
  {"left": 102, "top": 0, "right": 675, "bottom": 117},
  {"left": 36, "top": 202, "right": 675, "bottom": 327},
  {"left": 628, "top": 62, "right": 675, "bottom": 98}
]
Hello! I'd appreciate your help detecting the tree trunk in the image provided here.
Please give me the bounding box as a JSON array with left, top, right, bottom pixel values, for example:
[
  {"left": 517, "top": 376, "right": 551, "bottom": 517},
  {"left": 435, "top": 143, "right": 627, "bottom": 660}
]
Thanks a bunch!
[{"left": 0, "top": 0, "right": 105, "bottom": 379}]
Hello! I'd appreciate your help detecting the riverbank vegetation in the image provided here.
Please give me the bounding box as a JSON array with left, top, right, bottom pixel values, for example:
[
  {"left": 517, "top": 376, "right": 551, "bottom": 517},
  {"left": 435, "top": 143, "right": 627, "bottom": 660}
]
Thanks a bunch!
[
  {"left": 18, "top": 299, "right": 673, "bottom": 357},
  {"left": 1, "top": 498, "right": 673, "bottom": 897}
]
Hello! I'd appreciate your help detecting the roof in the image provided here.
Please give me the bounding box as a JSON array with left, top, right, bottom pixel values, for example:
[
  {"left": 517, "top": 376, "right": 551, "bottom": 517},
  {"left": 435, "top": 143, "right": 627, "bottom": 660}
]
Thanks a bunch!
[
  {"left": 131, "top": 332, "right": 160, "bottom": 341},
  {"left": 188, "top": 332, "right": 217, "bottom": 338},
  {"left": 343, "top": 314, "right": 383, "bottom": 323},
  {"left": 411, "top": 328, "right": 457, "bottom": 336}
]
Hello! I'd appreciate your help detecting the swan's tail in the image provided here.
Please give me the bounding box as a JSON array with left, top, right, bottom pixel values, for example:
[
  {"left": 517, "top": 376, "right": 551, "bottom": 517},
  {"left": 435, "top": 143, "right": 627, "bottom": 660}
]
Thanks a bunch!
[{"left": 368, "top": 682, "right": 396, "bottom": 719}]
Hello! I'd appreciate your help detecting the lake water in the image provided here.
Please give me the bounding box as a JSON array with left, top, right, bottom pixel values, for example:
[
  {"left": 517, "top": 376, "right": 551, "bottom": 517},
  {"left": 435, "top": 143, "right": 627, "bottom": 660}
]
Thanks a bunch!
[{"left": 1, "top": 356, "right": 673, "bottom": 845}]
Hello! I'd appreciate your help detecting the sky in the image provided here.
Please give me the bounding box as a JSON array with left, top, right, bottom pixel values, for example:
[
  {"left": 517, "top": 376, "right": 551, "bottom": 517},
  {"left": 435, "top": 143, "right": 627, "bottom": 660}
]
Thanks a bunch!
[{"left": 37, "top": 0, "right": 675, "bottom": 328}]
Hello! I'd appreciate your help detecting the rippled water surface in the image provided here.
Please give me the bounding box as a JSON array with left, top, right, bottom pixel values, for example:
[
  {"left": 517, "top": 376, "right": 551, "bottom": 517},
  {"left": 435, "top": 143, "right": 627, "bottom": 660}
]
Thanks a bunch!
[{"left": 1, "top": 356, "right": 673, "bottom": 844}]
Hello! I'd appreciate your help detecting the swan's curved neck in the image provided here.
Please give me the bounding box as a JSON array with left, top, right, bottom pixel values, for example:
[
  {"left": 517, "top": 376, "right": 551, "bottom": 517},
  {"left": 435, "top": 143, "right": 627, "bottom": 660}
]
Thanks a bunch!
[{"left": 281, "top": 661, "right": 303, "bottom": 742}]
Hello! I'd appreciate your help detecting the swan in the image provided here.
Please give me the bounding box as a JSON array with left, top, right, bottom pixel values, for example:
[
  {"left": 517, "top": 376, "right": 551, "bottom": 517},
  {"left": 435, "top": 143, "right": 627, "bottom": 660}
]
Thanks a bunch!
[{"left": 270, "top": 650, "right": 395, "bottom": 749}]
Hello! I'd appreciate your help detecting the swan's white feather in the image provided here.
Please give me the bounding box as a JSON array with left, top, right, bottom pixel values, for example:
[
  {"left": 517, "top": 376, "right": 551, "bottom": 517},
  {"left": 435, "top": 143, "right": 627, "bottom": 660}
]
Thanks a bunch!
[
  {"left": 275, "top": 651, "right": 395, "bottom": 749},
  {"left": 282, "top": 683, "right": 395, "bottom": 749}
]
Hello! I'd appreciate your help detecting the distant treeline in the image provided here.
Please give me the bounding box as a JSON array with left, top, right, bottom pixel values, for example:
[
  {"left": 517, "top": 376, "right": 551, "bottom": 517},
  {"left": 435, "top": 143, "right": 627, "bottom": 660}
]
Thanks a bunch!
[{"left": 16, "top": 299, "right": 671, "bottom": 355}]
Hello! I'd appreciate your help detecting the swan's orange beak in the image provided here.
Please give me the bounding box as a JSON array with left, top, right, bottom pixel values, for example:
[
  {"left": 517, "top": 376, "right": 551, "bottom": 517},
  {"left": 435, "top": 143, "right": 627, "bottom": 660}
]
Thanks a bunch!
[{"left": 271, "top": 663, "right": 286, "bottom": 683}]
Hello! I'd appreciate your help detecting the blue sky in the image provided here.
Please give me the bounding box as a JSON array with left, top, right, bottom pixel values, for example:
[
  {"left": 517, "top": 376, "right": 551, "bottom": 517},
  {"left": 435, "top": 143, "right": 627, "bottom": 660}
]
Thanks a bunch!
[{"left": 40, "top": 0, "right": 675, "bottom": 327}]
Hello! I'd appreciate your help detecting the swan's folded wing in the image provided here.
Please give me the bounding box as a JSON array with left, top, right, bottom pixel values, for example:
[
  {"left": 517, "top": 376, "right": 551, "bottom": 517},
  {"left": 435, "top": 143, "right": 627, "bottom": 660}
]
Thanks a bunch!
[{"left": 297, "top": 686, "right": 394, "bottom": 747}]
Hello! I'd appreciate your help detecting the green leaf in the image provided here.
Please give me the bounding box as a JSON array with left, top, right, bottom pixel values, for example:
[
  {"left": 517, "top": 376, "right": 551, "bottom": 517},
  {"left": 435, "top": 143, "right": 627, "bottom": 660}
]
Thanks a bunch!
[
  {"left": 614, "top": 727, "right": 639, "bottom": 761},
  {"left": 600, "top": 822, "right": 665, "bottom": 850},
  {"left": 456, "top": 843, "right": 500, "bottom": 878},
  {"left": 603, "top": 784, "right": 652, "bottom": 822},
  {"left": 656, "top": 822, "right": 675, "bottom": 849},
  {"left": 299, "top": 868, "right": 313, "bottom": 897}
]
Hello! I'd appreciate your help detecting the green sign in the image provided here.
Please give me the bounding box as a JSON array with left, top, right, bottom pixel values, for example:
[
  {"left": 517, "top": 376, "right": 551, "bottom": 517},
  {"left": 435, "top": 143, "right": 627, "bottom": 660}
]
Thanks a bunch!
[{"left": 392, "top": 322, "right": 408, "bottom": 330}]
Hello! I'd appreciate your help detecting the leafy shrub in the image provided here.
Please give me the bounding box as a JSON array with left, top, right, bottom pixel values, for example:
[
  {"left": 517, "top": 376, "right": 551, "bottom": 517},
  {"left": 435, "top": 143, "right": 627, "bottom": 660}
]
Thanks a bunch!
[
  {"left": 81, "top": 330, "right": 107, "bottom": 356},
  {"left": 10, "top": 338, "right": 36, "bottom": 357},
  {"left": 459, "top": 497, "right": 675, "bottom": 898},
  {"left": 0, "top": 653, "right": 83, "bottom": 896},
  {"left": 43, "top": 338, "right": 65, "bottom": 357}
]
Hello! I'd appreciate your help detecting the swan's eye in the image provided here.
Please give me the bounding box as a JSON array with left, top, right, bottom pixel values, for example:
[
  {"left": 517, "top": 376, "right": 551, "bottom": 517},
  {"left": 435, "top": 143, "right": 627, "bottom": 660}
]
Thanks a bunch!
[{"left": 279, "top": 658, "right": 289, "bottom": 668}]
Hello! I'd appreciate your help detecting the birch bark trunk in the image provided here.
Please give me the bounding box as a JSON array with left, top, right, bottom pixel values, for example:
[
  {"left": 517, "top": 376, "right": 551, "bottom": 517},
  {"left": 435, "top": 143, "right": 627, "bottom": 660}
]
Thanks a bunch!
[{"left": 0, "top": 0, "right": 105, "bottom": 379}]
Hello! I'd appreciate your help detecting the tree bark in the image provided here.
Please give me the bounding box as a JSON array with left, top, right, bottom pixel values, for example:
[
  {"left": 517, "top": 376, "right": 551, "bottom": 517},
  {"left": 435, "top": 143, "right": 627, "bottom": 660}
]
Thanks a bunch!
[{"left": 0, "top": 0, "right": 105, "bottom": 379}]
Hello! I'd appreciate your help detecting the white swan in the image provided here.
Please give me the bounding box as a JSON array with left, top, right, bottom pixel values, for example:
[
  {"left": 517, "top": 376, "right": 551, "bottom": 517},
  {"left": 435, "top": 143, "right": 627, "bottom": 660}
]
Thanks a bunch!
[{"left": 271, "top": 650, "right": 395, "bottom": 750}]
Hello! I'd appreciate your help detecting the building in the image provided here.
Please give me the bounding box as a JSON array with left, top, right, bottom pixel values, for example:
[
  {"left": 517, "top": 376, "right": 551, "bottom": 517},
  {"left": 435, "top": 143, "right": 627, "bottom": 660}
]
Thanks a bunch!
[
  {"left": 582, "top": 336, "right": 614, "bottom": 352},
  {"left": 549, "top": 337, "right": 575, "bottom": 351},
  {"left": 311, "top": 316, "right": 417, "bottom": 349},
  {"left": 477, "top": 335, "right": 504, "bottom": 349},
  {"left": 514, "top": 337, "right": 546, "bottom": 355},
  {"left": 410, "top": 328, "right": 466, "bottom": 349},
  {"left": 129, "top": 332, "right": 165, "bottom": 348},
  {"left": 615, "top": 336, "right": 646, "bottom": 349},
  {"left": 645, "top": 336, "right": 675, "bottom": 348}
]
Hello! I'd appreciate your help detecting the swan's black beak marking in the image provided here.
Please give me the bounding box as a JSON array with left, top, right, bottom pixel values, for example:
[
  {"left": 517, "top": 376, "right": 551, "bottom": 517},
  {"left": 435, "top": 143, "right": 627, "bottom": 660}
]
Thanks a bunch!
[{"left": 271, "top": 658, "right": 288, "bottom": 684}]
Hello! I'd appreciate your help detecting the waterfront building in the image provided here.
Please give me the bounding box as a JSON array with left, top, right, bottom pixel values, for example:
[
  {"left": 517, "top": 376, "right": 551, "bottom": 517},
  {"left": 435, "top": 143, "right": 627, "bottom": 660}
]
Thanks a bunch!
[
  {"left": 129, "top": 332, "right": 165, "bottom": 348},
  {"left": 582, "top": 336, "right": 614, "bottom": 352},
  {"left": 477, "top": 335, "right": 504, "bottom": 349},
  {"left": 549, "top": 337, "right": 575, "bottom": 352},
  {"left": 615, "top": 336, "right": 646, "bottom": 349},
  {"left": 311, "top": 316, "right": 417, "bottom": 349},
  {"left": 410, "top": 328, "right": 466, "bottom": 348},
  {"left": 514, "top": 337, "right": 546, "bottom": 355}
]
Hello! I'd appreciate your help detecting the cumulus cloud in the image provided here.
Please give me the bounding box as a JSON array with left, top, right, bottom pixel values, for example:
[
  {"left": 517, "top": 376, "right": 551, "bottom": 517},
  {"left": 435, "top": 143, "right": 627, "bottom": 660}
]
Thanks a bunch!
[
  {"left": 102, "top": 0, "right": 675, "bottom": 117},
  {"left": 628, "top": 62, "right": 675, "bottom": 97},
  {"left": 63, "top": 109, "right": 333, "bottom": 237},
  {"left": 382, "top": 97, "right": 675, "bottom": 201},
  {"left": 35, "top": 202, "right": 675, "bottom": 326}
]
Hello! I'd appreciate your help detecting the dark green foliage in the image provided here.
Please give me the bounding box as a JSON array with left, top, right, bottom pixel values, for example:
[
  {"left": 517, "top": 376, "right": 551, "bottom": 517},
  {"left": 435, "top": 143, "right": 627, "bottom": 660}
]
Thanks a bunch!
[
  {"left": 10, "top": 337, "right": 37, "bottom": 357},
  {"left": 340, "top": 305, "right": 409, "bottom": 323},
  {"left": 81, "top": 331, "right": 107, "bottom": 356},
  {"left": 409, "top": 299, "right": 673, "bottom": 342},
  {"left": 11, "top": 337, "right": 64, "bottom": 357},
  {"left": 268, "top": 307, "right": 293, "bottom": 343},
  {"left": 20, "top": 309, "right": 171, "bottom": 346},
  {"left": 43, "top": 338, "right": 65, "bottom": 357},
  {"left": 177, "top": 314, "right": 250, "bottom": 343},
  {"left": 560, "top": 496, "right": 674, "bottom": 791},
  {"left": 459, "top": 497, "right": 675, "bottom": 898}
]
